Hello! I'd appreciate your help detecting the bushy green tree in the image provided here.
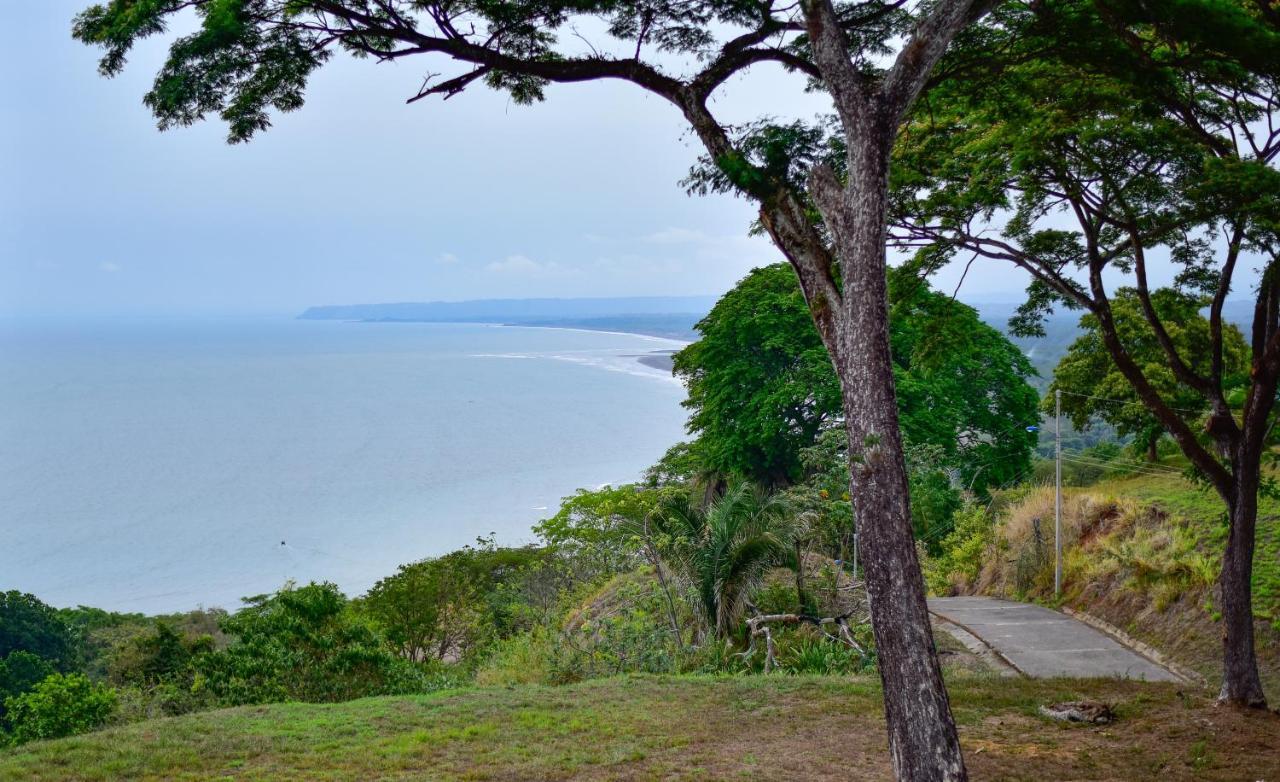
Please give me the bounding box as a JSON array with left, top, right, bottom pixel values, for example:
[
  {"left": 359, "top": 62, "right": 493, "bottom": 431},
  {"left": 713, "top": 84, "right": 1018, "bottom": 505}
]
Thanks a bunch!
[
  {"left": 110, "top": 623, "right": 214, "bottom": 688},
  {"left": 1050, "top": 289, "right": 1250, "bottom": 461},
  {"left": 0, "top": 652, "right": 54, "bottom": 725},
  {"left": 362, "top": 540, "right": 555, "bottom": 664},
  {"left": 0, "top": 591, "right": 78, "bottom": 672},
  {"left": 675, "top": 264, "right": 1039, "bottom": 493},
  {"left": 674, "top": 265, "right": 844, "bottom": 488},
  {"left": 363, "top": 550, "right": 492, "bottom": 663},
  {"left": 534, "top": 484, "right": 668, "bottom": 575},
  {"left": 3, "top": 673, "right": 116, "bottom": 745}
]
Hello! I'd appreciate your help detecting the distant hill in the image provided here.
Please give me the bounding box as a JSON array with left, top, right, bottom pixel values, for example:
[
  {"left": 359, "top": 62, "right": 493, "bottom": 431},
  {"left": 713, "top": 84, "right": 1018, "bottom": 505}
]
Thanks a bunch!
[
  {"left": 976, "top": 300, "right": 1257, "bottom": 390},
  {"left": 299, "top": 297, "right": 717, "bottom": 342},
  {"left": 300, "top": 296, "right": 1259, "bottom": 377}
]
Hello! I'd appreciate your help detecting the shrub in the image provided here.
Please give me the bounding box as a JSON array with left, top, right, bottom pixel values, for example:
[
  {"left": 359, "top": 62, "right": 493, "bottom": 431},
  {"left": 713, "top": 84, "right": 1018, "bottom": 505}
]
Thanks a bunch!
[
  {"left": 198, "top": 582, "right": 438, "bottom": 705},
  {"left": 924, "top": 503, "right": 996, "bottom": 595},
  {"left": 752, "top": 580, "right": 800, "bottom": 616},
  {"left": 474, "top": 628, "right": 558, "bottom": 687},
  {"left": 478, "top": 571, "right": 689, "bottom": 686},
  {"left": 775, "top": 634, "right": 870, "bottom": 675},
  {"left": 3, "top": 673, "right": 116, "bottom": 745}
]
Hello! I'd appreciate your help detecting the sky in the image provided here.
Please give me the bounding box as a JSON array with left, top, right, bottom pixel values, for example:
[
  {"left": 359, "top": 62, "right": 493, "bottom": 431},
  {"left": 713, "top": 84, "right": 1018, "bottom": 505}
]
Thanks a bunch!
[{"left": 0, "top": 2, "right": 1208, "bottom": 319}]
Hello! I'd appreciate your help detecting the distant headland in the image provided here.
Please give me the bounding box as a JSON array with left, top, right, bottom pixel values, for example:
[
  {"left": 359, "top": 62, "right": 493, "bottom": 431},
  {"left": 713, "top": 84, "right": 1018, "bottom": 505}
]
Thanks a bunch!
[{"left": 298, "top": 296, "right": 717, "bottom": 342}]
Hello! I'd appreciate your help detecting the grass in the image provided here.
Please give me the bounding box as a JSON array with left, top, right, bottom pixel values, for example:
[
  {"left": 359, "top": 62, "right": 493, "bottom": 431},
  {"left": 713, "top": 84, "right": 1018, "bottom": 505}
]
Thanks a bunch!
[
  {"left": 2, "top": 673, "right": 1278, "bottom": 781},
  {"left": 1086, "top": 469, "right": 1280, "bottom": 624}
]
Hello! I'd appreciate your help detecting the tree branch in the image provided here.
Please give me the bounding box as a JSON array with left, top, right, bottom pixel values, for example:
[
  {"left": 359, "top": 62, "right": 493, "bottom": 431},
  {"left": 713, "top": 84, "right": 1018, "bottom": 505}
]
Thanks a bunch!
[{"left": 880, "top": 0, "right": 992, "bottom": 122}]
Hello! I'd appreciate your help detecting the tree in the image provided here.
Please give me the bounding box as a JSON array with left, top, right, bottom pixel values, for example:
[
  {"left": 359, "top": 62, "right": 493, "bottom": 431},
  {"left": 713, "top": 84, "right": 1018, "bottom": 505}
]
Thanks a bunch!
[
  {"left": 75, "top": 0, "right": 1001, "bottom": 774},
  {"left": 534, "top": 484, "right": 663, "bottom": 578},
  {"left": 673, "top": 264, "right": 845, "bottom": 489},
  {"left": 199, "top": 582, "right": 425, "bottom": 705},
  {"left": 674, "top": 263, "right": 1038, "bottom": 493},
  {"left": 363, "top": 549, "right": 492, "bottom": 662},
  {"left": 890, "top": 0, "right": 1280, "bottom": 706},
  {"left": 364, "top": 539, "right": 559, "bottom": 662},
  {"left": 1050, "top": 289, "right": 1251, "bottom": 461},
  {"left": 649, "top": 482, "right": 797, "bottom": 639},
  {"left": 0, "top": 591, "right": 78, "bottom": 672}
]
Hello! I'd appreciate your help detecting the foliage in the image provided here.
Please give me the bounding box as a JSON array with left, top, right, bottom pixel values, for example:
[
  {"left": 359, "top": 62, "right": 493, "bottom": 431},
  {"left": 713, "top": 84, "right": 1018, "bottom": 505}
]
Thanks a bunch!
[
  {"left": 674, "top": 264, "right": 1039, "bottom": 493},
  {"left": 108, "top": 622, "right": 214, "bottom": 688},
  {"left": 197, "top": 582, "right": 432, "bottom": 706},
  {"left": 3, "top": 673, "right": 116, "bottom": 746},
  {"left": 362, "top": 546, "right": 494, "bottom": 664},
  {"left": 673, "top": 264, "right": 843, "bottom": 488},
  {"left": 0, "top": 652, "right": 54, "bottom": 723},
  {"left": 924, "top": 504, "right": 997, "bottom": 595},
  {"left": 102, "top": 621, "right": 217, "bottom": 718},
  {"left": 892, "top": 1, "right": 1280, "bottom": 701},
  {"left": 553, "top": 572, "right": 688, "bottom": 682},
  {"left": 58, "top": 607, "right": 224, "bottom": 683},
  {"left": 649, "top": 483, "right": 798, "bottom": 639},
  {"left": 362, "top": 538, "right": 562, "bottom": 666},
  {"left": 774, "top": 634, "right": 872, "bottom": 676},
  {"left": 643, "top": 440, "right": 714, "bottom": 489},
  {"left": 1049, "top": 289, "right": 1250, "bottom": 459},
  {"left": 751, "top": 581, "right": 801, "bottom": 617},
  {"left": 533, "top": 484, "right": 661, "bottom": 578},
  {"left": 0, "top": 591, "right": 79, "bottom": 672},
  {"left": 479, "top": 571, "right": 689, "bottom": 686}
]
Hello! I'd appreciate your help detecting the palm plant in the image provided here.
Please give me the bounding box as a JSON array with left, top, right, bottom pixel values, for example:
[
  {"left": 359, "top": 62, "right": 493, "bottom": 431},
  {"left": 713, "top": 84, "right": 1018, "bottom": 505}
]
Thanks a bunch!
[{"left": 648, "top": 483, "right": 799, "bottom": 640}]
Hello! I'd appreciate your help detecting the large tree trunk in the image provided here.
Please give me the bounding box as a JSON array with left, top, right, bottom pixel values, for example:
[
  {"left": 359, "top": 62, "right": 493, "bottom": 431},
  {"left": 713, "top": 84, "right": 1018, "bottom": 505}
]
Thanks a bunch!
[
  {"left": 1219, "top": 461, "right": 1267, "bottom": 707},
  {"left": 829, "top": 137, "right": 967, "bottom": 782}
]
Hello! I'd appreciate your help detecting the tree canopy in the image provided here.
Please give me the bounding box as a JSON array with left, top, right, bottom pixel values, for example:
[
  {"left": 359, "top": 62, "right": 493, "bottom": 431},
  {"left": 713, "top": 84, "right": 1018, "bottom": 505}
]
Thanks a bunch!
[
  {"left": 1050, "top": 288, "right": 1251, "bottom": 460},
  {"left": 674, "top": 263, "right": 1039, "bottom": 492},
  {"left": 0, "top": 592, "right": 79, "bottom": 673}
]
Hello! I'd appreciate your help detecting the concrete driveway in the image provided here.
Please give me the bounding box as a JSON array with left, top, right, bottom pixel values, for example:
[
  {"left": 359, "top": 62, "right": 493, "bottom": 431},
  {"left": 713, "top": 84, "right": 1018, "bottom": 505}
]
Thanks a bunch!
[{"left": 928, "top": 596, "right": 1180, "bottom": 681}]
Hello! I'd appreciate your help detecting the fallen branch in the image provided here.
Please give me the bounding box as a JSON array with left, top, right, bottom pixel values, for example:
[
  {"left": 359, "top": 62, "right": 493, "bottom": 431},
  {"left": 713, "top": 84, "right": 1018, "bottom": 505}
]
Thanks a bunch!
[{"left": 740, "top": 602, "right": 869, "bottom": 672}]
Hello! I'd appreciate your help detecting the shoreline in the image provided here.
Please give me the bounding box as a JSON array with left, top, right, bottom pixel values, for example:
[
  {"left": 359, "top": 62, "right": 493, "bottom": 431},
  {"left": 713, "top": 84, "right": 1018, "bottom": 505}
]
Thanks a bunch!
[
  {"left": 631, "top": 351, "right": 677, "bottom": 373},
  {"left": 338, "top": 317, "right": 691, "bottom": 374}
]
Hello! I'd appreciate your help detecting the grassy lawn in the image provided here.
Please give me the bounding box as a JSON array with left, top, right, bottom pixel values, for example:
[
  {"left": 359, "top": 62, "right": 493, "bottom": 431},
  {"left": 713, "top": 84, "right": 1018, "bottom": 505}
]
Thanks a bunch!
[{"left": 3, "top": 673, "right": 1278, "bottom": 781}]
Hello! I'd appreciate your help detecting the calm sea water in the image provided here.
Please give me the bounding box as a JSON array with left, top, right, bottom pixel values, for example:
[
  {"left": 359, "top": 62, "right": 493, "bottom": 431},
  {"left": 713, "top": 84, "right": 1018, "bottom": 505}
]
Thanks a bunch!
[{"left": 0, "top": 319, "right": 687, "bottom": 614}]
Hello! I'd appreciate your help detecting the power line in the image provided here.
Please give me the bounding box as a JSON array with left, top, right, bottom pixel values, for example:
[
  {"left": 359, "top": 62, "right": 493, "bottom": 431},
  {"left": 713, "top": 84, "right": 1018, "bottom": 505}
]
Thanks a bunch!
[
  {"left": 1056, "top": 389, "right": 1205, "bottom": 415},
  {"left": 1060, "top": 455, "right": 1187, "bottom": 480},
  {"left": 1059, "top": 450, "right": 1187, "bottom": 476}
]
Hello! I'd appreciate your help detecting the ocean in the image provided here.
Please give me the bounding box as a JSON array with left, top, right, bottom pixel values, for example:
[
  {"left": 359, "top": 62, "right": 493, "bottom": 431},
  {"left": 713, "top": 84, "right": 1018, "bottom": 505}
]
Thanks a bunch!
[{"left": 0, "top": 319, "right": 688, "bottom": 614}]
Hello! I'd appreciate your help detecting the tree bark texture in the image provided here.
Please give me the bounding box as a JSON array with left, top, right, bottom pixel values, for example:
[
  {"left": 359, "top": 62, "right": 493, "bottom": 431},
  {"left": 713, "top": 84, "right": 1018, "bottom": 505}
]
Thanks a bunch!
[{"left": 829, "top": 136, "right": 966, "bottom": 782}]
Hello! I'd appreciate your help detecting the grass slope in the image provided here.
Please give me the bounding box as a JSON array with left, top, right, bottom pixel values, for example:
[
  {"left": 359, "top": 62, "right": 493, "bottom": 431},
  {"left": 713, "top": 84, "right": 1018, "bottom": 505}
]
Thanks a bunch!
[
  {"left": 967, "top": 466, "right": 1280, "bottom": 697},
  {"left": 1087, "top": 469, "right": 1280, "bottom": 624},
  {"left": 3, "top": 674, "right": 1279, "bottom": 781}
]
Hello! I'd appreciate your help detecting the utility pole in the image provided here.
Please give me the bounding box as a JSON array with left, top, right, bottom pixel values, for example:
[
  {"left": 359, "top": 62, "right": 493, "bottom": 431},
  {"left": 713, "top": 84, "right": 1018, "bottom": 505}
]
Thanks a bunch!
[{"left": 1054, "top": 388, "right": 1062, "bottom": 599}]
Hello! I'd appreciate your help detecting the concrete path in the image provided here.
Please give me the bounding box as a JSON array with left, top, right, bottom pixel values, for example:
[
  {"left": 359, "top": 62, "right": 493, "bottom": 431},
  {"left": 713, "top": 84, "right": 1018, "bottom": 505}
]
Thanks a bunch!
[{"left": 928, "top": 596, "right": 1180, "bottom": 681}]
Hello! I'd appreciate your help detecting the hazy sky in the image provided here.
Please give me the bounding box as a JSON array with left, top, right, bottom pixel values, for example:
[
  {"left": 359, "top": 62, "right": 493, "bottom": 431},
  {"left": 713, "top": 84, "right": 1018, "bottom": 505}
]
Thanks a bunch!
[{"left": 1, "top": 2, "right": 1205, "bottom": 319}]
